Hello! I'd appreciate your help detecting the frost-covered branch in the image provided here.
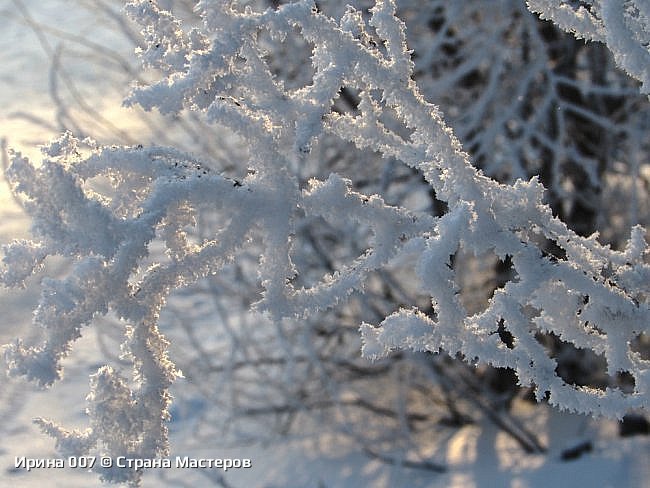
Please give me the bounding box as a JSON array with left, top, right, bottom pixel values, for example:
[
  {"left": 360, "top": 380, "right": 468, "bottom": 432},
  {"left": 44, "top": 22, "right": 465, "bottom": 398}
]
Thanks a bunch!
[
  {"left": 527, "top": 0, "right": 650, "bottom": 94},
  {"left": 2, "top": 0, "right": 649, "bottom": 484}
]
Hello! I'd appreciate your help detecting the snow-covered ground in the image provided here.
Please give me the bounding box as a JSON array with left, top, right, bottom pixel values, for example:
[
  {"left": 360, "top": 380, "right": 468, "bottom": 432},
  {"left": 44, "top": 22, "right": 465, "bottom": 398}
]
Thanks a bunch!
[{"left": 0, "top": 2, "right": 648, "bottom": 487}]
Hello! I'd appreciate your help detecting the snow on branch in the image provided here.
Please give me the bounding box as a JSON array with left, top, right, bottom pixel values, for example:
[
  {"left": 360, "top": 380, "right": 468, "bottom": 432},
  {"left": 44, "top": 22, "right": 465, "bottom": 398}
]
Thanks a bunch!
[
  {"left": 1, "top": 0, "right": 649, "bottom": 483},
  {"left": 527, "top": 0, "right": 650, "bottom": 94}
]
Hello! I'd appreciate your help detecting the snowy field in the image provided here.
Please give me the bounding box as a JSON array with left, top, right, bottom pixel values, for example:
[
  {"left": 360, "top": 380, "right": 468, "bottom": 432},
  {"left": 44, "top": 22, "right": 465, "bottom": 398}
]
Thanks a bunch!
[{"left": 0, "top": 1, "right": 649, "bottom": 487}]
